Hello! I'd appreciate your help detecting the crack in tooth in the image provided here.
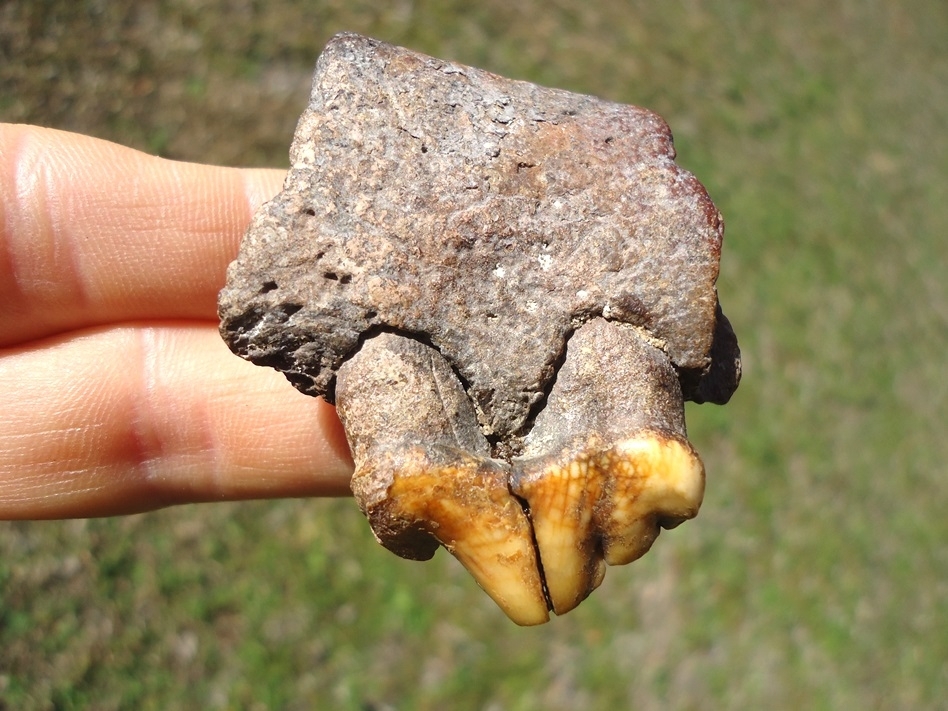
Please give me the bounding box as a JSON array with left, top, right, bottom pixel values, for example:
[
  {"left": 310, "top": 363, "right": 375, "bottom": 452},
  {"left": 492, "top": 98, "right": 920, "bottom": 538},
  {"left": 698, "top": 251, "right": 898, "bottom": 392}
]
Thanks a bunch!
[
  {"left": 512, "top": 452, "right": 605, "bottom": 615},
  {"left": 509, "top": 486, "right": 554, "bottom": 614}
]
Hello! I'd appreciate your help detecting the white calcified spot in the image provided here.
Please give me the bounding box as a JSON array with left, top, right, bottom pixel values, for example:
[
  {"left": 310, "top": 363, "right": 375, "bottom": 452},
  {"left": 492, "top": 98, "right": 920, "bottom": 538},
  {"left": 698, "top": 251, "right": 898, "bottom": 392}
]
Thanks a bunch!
[
  {"left": 576, "top": 289, "right": 589, "bottom": 299},
  {"left": 538, "top": 254, "right": 553, "bottom": 271},
  {"left": 525, "top": 301, "right": 538, "bottom": 313},
  {"left": 552, "top": 199, "right": 564, "bottom": 210},
  {"left": 294, "top": 143, "right": 317, "bottom": 166},
  {"left": 493, "top": 265, "right": 506, "bottom": 278}
]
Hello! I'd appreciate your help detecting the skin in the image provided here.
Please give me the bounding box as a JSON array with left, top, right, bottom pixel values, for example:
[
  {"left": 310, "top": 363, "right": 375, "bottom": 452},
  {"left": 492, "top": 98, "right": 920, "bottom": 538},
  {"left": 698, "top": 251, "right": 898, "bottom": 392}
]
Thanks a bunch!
[{"left": 0, "top": 124, "right": 354, "bottom": 519}]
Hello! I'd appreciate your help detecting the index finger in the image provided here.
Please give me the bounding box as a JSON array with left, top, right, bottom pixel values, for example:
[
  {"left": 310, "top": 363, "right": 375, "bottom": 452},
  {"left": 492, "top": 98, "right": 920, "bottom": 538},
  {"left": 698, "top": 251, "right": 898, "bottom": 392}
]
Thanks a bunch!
[{"left": 0, "top": 124, "right": 284, "bottom": 346}]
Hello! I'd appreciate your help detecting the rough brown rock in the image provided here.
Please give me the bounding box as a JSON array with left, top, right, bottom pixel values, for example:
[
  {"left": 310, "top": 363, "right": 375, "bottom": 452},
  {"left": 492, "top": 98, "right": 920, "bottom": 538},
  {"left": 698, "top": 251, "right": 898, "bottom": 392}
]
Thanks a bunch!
[{"left": 218, "top": 32, "right": 739, "bottom": 444}]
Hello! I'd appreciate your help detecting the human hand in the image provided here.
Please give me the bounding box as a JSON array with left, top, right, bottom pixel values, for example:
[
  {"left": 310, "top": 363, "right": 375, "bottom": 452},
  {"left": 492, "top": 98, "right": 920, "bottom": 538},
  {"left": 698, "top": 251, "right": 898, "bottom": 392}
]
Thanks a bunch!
[{"left": 0, "top": 124, "right": 354, "bottom": 519}]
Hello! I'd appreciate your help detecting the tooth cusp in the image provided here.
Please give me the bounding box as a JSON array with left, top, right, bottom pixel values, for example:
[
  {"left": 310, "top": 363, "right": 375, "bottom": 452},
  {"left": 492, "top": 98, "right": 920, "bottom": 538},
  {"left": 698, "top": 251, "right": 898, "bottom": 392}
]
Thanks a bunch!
[{"left": 598, "top": 433, "right": 705, "bottom": 566}]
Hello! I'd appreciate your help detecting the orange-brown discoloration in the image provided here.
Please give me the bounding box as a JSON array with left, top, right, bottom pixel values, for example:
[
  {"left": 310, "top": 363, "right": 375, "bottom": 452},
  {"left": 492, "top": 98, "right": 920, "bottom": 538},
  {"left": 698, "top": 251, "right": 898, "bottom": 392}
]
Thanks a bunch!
[
  {"left": 356, "top": 447, "right": 550, "bottom": 626},
  {"left": 514, "top": 432, "right": 704, "bottom": 614}
]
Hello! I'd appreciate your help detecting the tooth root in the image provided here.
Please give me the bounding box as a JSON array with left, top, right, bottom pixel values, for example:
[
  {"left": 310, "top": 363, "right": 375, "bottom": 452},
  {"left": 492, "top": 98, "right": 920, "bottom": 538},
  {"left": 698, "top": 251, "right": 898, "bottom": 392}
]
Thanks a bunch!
[
  {"left": 514, "top": 456, "right": 605, "bottom": 615},
  {"left": 376, "top": 448, "right": 550, "bottom": 626}
]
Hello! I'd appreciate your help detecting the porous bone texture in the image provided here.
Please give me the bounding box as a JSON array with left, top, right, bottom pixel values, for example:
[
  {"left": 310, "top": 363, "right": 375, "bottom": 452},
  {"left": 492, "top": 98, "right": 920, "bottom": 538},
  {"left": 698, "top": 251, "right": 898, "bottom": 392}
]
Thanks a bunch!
[{"left": 219, "top": 32, "right": 739, "bottom": 440}]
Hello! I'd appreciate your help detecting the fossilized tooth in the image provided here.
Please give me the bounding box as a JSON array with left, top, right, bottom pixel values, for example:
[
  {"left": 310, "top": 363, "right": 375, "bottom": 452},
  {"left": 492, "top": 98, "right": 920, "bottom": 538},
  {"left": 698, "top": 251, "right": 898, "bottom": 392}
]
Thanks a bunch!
[
  {"left": 336, "top": 333, "right": 550, "bottom": 626},
  {"left": 512, "top": 318, "right": 704, "bottom": 615},
  {"left": 218, "top": 33, "right": 741, "bottom": 624}
]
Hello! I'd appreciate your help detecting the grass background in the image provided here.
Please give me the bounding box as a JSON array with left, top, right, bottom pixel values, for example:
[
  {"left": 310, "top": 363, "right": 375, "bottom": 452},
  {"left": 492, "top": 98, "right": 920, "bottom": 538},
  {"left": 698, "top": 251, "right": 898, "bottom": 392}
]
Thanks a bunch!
[{"left": 2, "top": 1, "right": 947, "bottom": 708}]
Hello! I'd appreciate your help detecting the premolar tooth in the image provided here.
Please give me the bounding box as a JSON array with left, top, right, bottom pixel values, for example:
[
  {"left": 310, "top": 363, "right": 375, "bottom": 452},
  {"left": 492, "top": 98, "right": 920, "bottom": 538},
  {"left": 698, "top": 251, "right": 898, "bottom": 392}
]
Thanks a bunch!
[
  {"left": 377, "top": 448, "right": 550, "bottom": 626},
  {"left": 513, "top": 432, "right": 703, "bottom": 614},
  {"left": 514, "top": 319, "right": 702, "bottom": 614},
  {"left": 337, "top": 333, "right": 549, "bottom": 625}
]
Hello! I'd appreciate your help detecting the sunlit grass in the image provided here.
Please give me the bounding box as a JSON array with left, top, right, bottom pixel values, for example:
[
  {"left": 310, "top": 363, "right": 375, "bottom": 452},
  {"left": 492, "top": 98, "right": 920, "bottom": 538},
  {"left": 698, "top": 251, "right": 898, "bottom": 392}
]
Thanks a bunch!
[{"left": 2, "top": 1, "right": 947, "bottom": 708}]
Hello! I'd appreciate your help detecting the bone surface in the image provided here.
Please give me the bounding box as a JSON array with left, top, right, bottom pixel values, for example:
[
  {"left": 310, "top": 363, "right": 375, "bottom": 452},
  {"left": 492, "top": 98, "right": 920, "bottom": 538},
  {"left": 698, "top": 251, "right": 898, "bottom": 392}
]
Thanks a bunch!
[{"left": 219, "top": 33, "right": 740, "bottom": 624}]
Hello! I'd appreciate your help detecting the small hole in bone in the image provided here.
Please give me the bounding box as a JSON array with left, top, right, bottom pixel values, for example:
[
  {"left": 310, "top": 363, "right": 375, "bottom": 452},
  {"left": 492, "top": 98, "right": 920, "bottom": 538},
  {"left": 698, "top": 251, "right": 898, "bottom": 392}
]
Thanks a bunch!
[
  {"left": 323, "top": 272, "right": 352, "bottom": 284},
  {"left": 260, "top": 280, "right": 278, "bottom": 293}
]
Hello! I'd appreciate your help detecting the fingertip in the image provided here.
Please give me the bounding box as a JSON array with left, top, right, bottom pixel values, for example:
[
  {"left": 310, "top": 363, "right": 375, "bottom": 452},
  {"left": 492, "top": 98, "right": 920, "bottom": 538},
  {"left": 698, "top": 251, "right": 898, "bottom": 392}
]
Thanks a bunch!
[
  {"left": 241, "top": 166, "right": 286, "bottom": 214},
  {"left": 0, "top": 324, "right": 354, "bottom": 519},
  {"left": 0, "top": 124, "right": 288, "bottom": 346}
]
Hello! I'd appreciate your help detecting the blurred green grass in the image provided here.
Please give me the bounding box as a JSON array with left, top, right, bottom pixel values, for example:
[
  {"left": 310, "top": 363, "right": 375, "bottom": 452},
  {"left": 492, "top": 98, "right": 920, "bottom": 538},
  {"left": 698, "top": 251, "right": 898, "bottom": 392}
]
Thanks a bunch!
[{"left": 2, "top": 1, "right": 947, "bottom": 709}]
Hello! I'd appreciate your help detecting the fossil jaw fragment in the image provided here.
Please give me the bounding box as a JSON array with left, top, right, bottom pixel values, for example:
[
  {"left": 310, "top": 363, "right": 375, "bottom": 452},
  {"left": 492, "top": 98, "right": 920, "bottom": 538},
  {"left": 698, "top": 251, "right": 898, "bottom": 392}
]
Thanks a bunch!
[{"left": 219, "top": 34, "right": 741, "bottom": 625}]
